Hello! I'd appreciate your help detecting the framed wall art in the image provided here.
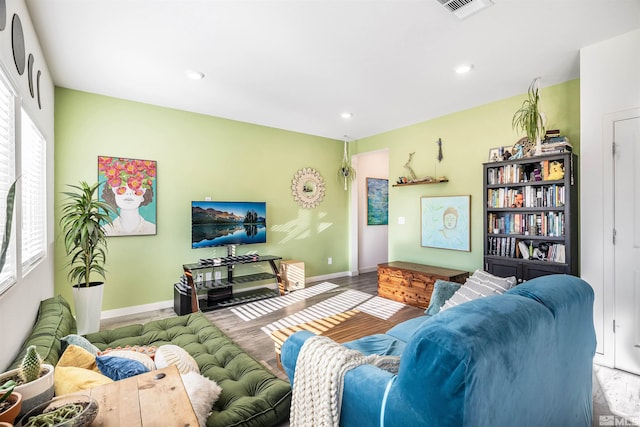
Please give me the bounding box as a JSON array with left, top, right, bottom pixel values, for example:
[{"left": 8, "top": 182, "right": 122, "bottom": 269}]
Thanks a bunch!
[
  {"left": 421, "top": 195, "right": 470, "bottom": 251},
  {"left": 367, "top": 177, "right": 388, "bottom": 225},
  {"left": 98, "top": 156, "right": 157, "bottom": 236}
]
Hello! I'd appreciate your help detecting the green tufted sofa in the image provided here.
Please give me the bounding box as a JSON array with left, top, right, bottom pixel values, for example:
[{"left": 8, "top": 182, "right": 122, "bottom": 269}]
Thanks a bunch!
[{"left": 8, "top": 295, "right": 291, "bottom": 427}]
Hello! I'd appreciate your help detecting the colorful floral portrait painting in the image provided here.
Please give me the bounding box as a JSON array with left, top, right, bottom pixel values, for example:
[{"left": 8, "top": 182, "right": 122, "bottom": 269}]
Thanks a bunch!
[{"left": 98, "top": 156, "right": 157, "bottom": 236}]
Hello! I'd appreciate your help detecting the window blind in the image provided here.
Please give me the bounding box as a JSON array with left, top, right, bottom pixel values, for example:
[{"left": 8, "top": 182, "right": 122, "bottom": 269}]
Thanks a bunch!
[
  {"left": 21, "top": 109, "right": 46, "bottom": 273},
  {"left": 0, "top": 72, "right": 16, "bottom": 294}
]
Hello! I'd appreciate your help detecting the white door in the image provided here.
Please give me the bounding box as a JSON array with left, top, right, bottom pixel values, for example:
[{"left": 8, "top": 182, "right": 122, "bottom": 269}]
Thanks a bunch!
[{"left": 614, "top": 112, "right": 640, "bottom": 374}]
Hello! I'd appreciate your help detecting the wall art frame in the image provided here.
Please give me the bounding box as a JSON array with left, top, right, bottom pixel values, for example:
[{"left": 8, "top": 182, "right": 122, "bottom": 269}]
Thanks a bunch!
[
  {"left": 421, "top": 195, "right": 470, "bottom": 251},
  {"left": 291, "top": 167, "right": 325, "bottom": 209},
  {"left": 367, "top": 177, "right": 388, "bottom": 225},
  {"left": 98, "top": 156, "right": 157, "bottom": 236}
]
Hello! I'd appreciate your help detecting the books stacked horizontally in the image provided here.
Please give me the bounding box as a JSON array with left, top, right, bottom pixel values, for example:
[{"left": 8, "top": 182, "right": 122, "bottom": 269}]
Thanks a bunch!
[{"left": 541, "top": 129, "right": 572, "bottom": 153}]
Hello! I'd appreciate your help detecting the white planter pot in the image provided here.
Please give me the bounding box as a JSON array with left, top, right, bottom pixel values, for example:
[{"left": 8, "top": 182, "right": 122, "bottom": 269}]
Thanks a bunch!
[
  {"left": 0, "top": 364, "right": 54, "bottom": 417},
  {"left": 72, "top": 282, "right": 104, "bottom": 335}
]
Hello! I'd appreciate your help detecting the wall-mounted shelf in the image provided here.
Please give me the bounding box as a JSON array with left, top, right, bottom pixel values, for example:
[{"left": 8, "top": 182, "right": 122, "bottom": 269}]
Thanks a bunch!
[{"left": 392, "top": 179, "right": 449, "bottom": 187}]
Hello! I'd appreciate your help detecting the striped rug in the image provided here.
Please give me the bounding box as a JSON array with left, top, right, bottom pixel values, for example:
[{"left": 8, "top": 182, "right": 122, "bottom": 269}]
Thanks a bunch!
[
  {"left": 260, "top": 289, "right": 406, "bottom": 337},
  {"left": 230, "top": 281, "right": 338, "bottom": 321}
]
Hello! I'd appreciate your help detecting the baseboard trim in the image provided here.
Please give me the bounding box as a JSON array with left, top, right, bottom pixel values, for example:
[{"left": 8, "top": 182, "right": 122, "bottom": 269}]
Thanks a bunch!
[
  {"left": 101, "top": 300, "right": 173, "bottom": 320},
  {"left": 100, "top": 270, "right": 354, "bottom": 319}
]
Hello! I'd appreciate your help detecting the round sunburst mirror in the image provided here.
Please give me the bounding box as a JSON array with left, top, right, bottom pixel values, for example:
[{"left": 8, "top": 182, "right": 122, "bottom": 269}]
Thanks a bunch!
[{"left": 292, "top": 167, "right": 325, "bottom": 209}]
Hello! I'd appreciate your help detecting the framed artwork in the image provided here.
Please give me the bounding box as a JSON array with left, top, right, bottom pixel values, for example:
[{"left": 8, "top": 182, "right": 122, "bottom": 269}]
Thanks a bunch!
[
  {"left": 488, "top": 146, "right": 513, "bottom": 162},
  {"left": 98, "top": 156, "right": 157, "bottom": 236},
  {"left": 367, "top": 177, "right": 388, "bottom": 225},
  {"left": 421, "top": 195, "right": 470, "bottom": 251}
]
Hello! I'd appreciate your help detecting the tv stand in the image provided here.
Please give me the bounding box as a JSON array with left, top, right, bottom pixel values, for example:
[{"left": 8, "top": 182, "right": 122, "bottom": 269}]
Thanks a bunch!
[{"left": 174, "top": 255, "right": 283, "bottom": 315}]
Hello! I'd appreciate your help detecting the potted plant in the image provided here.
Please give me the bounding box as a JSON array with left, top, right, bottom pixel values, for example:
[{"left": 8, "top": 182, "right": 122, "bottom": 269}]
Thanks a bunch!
[
  {"left": 60, "top": 181, "right": 114, "bottom": 334},
  {"left": 0, "top": 179, "right": 17, "bottom": 275},
  {"left": 0, "top": 346, "right": 54, "bottom": 418},
  {"left": 512, "top": 77, "right": 546, "bottom": 156},
  {"left": 338, "top": 135, "right": 356, "bottom": 191},
  {"left": 0, "top": 381, "right": 22, "bottom": 423}
]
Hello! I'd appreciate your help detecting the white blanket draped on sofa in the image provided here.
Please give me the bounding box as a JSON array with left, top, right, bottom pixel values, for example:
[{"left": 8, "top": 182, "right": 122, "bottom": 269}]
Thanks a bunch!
[{"left": 290, "top": 335, "right": 400, "bottom": 427}]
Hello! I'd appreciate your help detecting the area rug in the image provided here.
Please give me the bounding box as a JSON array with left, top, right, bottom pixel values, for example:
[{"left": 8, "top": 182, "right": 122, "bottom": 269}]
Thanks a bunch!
[
  {"left": 230, "top": 281, "right": 338, "bottom": 321},
  {"left": 260, "top": 289, "right": 406, "bottom": 337}
]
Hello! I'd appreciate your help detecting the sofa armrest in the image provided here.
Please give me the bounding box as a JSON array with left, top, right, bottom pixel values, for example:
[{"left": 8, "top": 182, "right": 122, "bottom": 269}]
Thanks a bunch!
[
  {"left": 280, "top": 330, "right": 315, "bottom": 382},
  {"left": 9, "top": 295, "right": 77, "bottom": 369},
  {"left": 281, "top": 331, "right": 397, "bottom": 427}
]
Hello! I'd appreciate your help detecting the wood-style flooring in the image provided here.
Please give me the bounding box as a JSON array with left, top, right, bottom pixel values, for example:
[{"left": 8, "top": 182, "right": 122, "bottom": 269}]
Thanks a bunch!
[{"left": 100, "top": 271, "right": 381, "bottom": 380}]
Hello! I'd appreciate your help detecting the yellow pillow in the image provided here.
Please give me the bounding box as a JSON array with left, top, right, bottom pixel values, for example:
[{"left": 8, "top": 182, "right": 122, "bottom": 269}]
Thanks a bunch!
[
  {"left": 56, "top": 344, "right": 99, "bottom": 372},
  {"left": 54, "top": 366, "right": 113, "bottom": 395}
]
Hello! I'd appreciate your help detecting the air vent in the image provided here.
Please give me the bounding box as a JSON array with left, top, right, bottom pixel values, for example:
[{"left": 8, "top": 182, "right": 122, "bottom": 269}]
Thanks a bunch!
[{"left": 437, "top": 0, "right": 493, "bottom": 20}]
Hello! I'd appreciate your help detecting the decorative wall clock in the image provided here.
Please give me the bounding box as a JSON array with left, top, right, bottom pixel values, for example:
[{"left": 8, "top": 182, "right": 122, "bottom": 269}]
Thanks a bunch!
[{"left": 292, "top": 167, "right": 325, "bottom": 209}]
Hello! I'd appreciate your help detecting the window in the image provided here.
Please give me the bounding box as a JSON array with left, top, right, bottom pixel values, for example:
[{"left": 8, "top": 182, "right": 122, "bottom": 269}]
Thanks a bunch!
[
  {"left": 21, "top": 109, "right": 46, "bottom": 272},
  {"left": 0, "top": 72, "right": 16, "bottom": 294}
]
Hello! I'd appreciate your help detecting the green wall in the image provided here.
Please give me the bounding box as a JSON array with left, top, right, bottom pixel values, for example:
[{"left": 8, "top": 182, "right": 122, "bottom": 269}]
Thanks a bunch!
[
  {"left": 354, "top": 79, "right": 580, "bottom": 272},
  {"left": 54, "top": 88, "right": 349, "bottom": 311},
  {"left": 54, "top": 80, "right": 580, "bottom": 311}
]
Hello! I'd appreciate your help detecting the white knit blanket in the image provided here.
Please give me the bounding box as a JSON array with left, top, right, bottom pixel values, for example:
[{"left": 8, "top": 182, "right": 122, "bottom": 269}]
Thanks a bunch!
[{"left": 290, "top": 335, "right": 400, "bottom": 427}]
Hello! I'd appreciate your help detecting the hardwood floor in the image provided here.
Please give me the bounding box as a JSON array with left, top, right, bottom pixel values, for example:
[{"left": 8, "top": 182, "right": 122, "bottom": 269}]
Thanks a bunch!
[{"left": 100, "top": 271, "right": 382, "bottom": 380}]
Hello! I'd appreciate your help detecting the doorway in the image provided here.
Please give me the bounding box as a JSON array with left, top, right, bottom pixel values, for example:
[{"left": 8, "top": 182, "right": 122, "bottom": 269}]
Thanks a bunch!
[
  {"left": 612, "top": 109, "right": 640, "bottom": 374},
  {"left": 350, "top": 149, "right": 389, "bottom": 274}
]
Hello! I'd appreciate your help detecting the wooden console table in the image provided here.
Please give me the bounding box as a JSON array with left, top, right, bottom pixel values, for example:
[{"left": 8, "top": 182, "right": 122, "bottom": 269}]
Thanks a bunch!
[
  {"left": 72, "top": 365, "right": 198, "bottom": 425},
  {"left": 377, "top": 262, "right": 469, "bottom": 309}
]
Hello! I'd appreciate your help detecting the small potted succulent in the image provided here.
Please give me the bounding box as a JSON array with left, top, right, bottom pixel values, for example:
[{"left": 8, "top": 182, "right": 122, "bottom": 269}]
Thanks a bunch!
[
  {"left": 0, "top": 380, "right": 22, "bottom": 423},
  {"left": 0, "top": 346, "right": 54, "bottom": 417}
]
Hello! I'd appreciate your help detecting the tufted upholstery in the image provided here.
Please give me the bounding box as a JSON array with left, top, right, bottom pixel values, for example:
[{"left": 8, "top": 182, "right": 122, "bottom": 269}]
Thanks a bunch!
[
  {"left": 9, "top": 295, "right": 77, "bottom": 369},
  {"left": 11, "top": 296, "right": 291, "bottom": 427}
]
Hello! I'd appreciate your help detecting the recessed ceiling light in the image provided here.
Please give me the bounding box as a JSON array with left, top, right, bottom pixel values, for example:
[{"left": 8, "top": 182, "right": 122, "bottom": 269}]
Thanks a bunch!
[
  {"left": 186, "top": 70, "right": 205, "bottom": 80},
  {"left": 341, "top": 112, "right": 353, "bottom": 119},
  {"left": 455, "top": 64, "right": 474, "bottom": 74}
]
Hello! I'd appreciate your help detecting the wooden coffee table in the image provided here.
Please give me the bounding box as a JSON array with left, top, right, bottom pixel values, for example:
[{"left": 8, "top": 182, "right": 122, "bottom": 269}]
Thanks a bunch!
[
  {"left": 271, "top": 305, "right": 425, "bottom": 370},
  {"left": 72, "top": 365, "right": 199, "bottom": 426}
]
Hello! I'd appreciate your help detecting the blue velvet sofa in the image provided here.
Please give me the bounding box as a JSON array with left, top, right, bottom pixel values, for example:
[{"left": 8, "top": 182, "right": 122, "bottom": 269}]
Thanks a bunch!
[{"left": 281, "top": 274, "right": 596, "bottom": 427}]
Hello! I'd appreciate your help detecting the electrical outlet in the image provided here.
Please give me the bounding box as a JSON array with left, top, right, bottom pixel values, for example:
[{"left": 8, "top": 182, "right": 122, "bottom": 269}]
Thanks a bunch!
[
  {"left": 196, "top": 274, "right": 204, "bottom": 283},
  {"left": 328, "top": 257, "right": 332, "bottom": 265}
]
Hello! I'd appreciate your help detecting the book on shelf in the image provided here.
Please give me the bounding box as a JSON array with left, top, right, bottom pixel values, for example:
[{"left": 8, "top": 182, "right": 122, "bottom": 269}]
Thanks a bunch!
[{"left": 541, "top": 136, "right": 572, "bottom": 153}]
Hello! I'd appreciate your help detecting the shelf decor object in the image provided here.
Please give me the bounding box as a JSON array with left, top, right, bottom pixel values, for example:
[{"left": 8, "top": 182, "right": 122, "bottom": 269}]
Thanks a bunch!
[
  {"left": 512, "top": 77, "right": 546, "bottom": 157},
  {"left": 291, "top": 167, "right": 325, "bottom": 209}
]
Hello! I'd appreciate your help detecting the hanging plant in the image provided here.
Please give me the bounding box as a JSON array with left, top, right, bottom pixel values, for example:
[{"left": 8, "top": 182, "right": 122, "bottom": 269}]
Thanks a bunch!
[{"left": 338, "top": 136, "right": 356, "bottom": 191}]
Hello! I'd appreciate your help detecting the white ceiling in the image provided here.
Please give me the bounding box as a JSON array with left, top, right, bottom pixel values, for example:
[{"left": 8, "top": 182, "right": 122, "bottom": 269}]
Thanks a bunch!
[{"left": 25, "top": 0, "right": 640, "bottom": 140}]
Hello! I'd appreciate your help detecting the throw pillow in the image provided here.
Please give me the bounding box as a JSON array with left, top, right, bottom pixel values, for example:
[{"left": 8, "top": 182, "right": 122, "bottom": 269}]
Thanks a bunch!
[
  {"left": 425, "top": 279, "right": 462, "bottom": 315},
  {"left": 61, "top": 334, "right": 100, "bottom": 356},
  {"left": 56, "top": 344, "right": 99, "bottom": 372},
  {"left": 181, "top": 371, "right": 222, "bottom": 427},
  {"left": 98, "top": 345, "right": 158, "bottom": 359},
  {"left": 96, "top": 355, "right": 150, "bottom": 381},
  {"left": 54, "top": 366, "right": 113, "bottom": 395},
  {"left": 155, "top": 345, "right": 200, "bottom": 374},
  {"left": 102, "top": 350, "right": 156, "bottom": 371},
  {"left": 440, "top": 270, "right": 517, "bottom": 311}
]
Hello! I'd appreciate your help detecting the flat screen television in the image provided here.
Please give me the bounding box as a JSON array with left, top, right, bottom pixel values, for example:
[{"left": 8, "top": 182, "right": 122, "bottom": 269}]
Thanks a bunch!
[{"left": 191, "top": 201, "right": 267, "bottom": 249}]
